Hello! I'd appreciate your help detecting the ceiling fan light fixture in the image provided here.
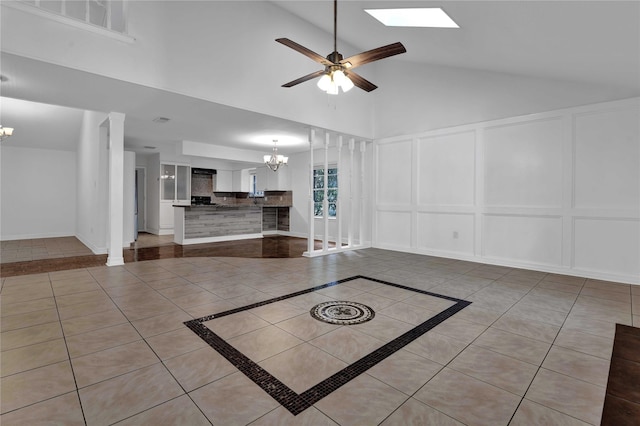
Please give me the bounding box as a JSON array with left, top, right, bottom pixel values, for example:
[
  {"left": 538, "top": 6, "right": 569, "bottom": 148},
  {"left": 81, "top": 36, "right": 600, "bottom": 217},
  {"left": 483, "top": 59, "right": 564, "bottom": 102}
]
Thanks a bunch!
[{"left": 317, "top": 73, "right": 332, "bottom": 91}]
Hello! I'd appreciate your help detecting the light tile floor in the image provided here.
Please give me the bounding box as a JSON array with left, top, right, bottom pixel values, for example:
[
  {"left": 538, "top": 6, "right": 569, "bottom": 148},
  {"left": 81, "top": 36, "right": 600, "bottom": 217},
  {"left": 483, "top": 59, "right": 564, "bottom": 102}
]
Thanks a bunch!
[
  {"left": 1, "top": 249, "right": 639, "bottom": 425},
  {"left": 1, "top": 237, "right": 94, "bottom": 263}
]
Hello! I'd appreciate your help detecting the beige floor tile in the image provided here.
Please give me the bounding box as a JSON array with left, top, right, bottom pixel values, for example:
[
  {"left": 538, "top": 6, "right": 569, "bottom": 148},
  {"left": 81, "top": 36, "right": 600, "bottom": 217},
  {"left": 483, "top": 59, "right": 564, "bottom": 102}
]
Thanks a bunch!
[
  {"left": 163, "top": 346, "right": 237, "bottom": 391},
  {"left": 542, "top": 346, "right": 611, "bottom": 388},
  {"left": 57, "top": 298, "right": 118, "bottom": 321},
  {"left": 451, "top": 304, "right": 502, "bottom": 326},
  {"left": 525, "top": 368, "right": 605, "bottom": 425},
  {"left": 535, "top": 280, "right": 583, "bottom": 295},
  {"left": 116, "top": 395, "right": 210, "bottom": 426},
  {"left": 450, "top": 345, "right": 538, "bottom": 395},
  {"left": 414, "top": 368, "right": 521, "bottom": 426},
  {"left": 51, "top": 280, "right": 102, "bottom": 297},
  {"left": 346, "top": 291, "right": 397, "bottom": 311},
  {"left": 158, "top": 283, "right": 206, "bottom": 299},
  {"left": 575, "top": 295, "right": 632, "bottom": 313},
  {"left": 72, "top": 340, "right": 160, "bottom": 388},
  {"left": 130, "top": 309, "right": 193, "bottom": 337},
  {"left": 259, "top": 343, "right": 347, "bottom": 393},
  {"left": 379, "top": 301, "right": 438, "bottom": 325},
  {"left": 554, "top": 328, "right": 613, "bottom": 359},
  {"left": 518, "top": 291, "right": 576, "bottom": 313},
  {"left": 1, "top": 338, "right": 68, "bottom": 377},
  {"left": 0, "top": 282, "right": 53, "bottom": 304},
  {"left": 211, "top": 283, "right": 258, "bottom": 299},
  {"left": 203, "top": 311, "right": 270, "bottom": 339},
  {"left": 402, "top": 293, "right": 457, "bottom": 312},
  {"left": 1, "top": 321, "right": 63, "bottom": 351},
  {"left": 366, "top": 349, "right": 442, "bottom": 395},
  {"left": 580, "top": 286, "right": 631, "bottom": 303},
  {"left": 190, "top": 372, "right": 280, "bottom": 425},
  {"left": 404, "top": 331, "right": 468, "bottom": 365},
  {"left": 0, "top": 308, "right": 59, "bottom": 332},
  {"left": 112, "top": 294, "right": 180, "bottom": 321},
  {"left": 79, "top": 363, "right": 184, "bottom": 426},
  {"left": 584, "top": 279, "right": 630, "bottom": 294},
  {"left": 492, "top": 313, "right": 560, "bottom": 343},
  {"left": 314, "top": 374, "right": 408, "bottom": 426},
  {"left": 170, "top": 290, "right": 224, "bottom": 309},
  {"left": 184, "top": 300, "right": 238, "bottom": 318},
  {"left": 66, "top": 322, "right": 142, "bottom": 358},
  {"left": 511, "top": 399, "right": 591, "bottom": 426},
  {"left": 251, "top": 406, "right": 339, "bottom": 425},
  {"left": 0, "top": 297, "right": 56, "bottom": 318},
  {"left": 380, "top": 398, "right": 464, "bottom": 425},
  {"left": 228, "top": 325, "right": 303, "bottom": 362},
  {"left": 353, "top": 313, "right": 415, "bottom": 342},
  {"left": 310, "top": 326, "right": 384, "bottom": 363},
  {"left": 145, "top": 327, "right": 209, "bottom": 360},
  {"left": 61, "top": 307, "right": 128, "bottom": 336},
  {"left": 250, "top": 300, "right": 308, "bottom": 324},
  {"left": 0, "top": 361, "right": 76, "bottom": 414},
  {"left": 569, "top": 303, "right": 632, "bottom": 325},
  {"left": 474, "top": 327, "right": 551, "bottom": 366},
  {"left": 430, "top": 316, "right": 488, "bottom": 345},
  {"left": 276, "top": 313, "right": 341, "bottom": 341},
  {"left": 55, "top": 289, "right": 111, "bottom": 308},
  {"left": 563, "top": 312, "right": 620, "bottom": 339},
  {"left": 507, "top": 302, "right": 568, "bottom": 326},
  {"left": 0, "top": 392, "right": 84, "bottom": 426}
]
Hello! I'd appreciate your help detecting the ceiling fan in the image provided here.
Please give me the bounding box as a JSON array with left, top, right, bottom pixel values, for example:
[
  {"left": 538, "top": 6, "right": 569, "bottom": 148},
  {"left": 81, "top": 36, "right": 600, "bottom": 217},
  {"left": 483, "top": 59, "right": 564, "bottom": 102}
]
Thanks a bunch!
[{"left": 276, "top": 0, "right": 406, "bottom": 94}]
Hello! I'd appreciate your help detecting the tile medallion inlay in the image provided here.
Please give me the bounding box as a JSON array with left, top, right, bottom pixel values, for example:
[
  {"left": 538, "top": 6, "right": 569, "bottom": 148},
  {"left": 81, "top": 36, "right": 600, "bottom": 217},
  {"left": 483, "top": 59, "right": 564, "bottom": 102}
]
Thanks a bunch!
[
  {"left": 310, "top": 301, "right": 375, "bottom": 325},
  {"left": 184, "top": 275, "right": 471, "bottom": 415}
]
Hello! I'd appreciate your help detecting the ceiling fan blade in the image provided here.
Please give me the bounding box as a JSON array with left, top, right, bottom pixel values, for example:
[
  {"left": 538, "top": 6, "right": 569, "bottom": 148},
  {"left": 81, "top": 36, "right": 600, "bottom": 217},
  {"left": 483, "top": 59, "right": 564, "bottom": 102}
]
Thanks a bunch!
[
  {"left": 341, "top": 42, "right": 406, "bottom": 69},
  {"left": 276, "top": 38, "right": 334, "bottom": 66},
  {"left": 282, "top": 70, "right": 326, "bottom": 88},
  {"left": 344, "top": 71, "right": 378, "bottom": 92}
]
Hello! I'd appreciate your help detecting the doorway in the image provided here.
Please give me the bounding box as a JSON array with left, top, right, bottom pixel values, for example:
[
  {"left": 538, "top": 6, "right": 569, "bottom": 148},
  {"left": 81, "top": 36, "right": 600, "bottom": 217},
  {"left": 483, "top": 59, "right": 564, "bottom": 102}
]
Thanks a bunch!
[{"left": 135, "top": 167, "right": 147, "bottom": 235}]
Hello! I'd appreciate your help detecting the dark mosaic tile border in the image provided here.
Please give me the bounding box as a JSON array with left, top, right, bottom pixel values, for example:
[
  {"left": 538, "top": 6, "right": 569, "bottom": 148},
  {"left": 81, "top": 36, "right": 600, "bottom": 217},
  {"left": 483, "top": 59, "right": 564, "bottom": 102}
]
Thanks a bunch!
[{"left": 184, "top": 275, "right": 471, "bottom": 415}]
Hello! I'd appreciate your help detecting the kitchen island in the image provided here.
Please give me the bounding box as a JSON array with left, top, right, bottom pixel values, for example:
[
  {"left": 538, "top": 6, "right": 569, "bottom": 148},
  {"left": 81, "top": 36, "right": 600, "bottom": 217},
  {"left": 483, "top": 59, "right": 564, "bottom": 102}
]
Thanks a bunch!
[{"left": 173, "top": 205, "right": 263, "bottom": 245}]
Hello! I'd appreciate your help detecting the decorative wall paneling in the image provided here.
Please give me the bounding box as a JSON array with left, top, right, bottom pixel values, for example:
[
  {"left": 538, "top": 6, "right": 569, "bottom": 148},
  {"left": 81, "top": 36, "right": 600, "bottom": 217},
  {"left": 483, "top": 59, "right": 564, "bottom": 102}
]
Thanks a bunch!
[
  {"left": 373, "top": 98, "right": 640, "bottom": 284},
  {"left": 304, "top": 129, "right": 371, "bottom": 257}
]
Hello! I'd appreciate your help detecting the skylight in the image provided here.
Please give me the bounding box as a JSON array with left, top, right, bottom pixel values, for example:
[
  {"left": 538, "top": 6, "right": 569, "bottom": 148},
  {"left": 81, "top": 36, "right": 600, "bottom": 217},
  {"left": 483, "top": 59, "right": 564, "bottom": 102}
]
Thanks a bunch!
[{"left": 365, "top": 8, "right": 459, "bottom": 28}]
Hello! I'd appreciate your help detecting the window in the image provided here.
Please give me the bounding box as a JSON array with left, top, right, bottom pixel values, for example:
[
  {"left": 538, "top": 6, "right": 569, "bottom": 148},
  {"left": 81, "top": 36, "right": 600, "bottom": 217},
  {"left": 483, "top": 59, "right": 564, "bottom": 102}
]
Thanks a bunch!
[{"left": 314, "top": 167, "right": 338, "bottom": 218}]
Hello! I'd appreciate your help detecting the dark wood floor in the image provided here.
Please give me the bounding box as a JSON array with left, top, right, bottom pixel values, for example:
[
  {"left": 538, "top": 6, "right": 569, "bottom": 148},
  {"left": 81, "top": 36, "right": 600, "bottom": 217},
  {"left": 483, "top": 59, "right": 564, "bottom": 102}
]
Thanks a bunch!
[
  {"left": 1, "top": 236, "right": 319, "bottom": 278},
  {"left": 601, "top": 323, "right": 640, "bottom": 425}
]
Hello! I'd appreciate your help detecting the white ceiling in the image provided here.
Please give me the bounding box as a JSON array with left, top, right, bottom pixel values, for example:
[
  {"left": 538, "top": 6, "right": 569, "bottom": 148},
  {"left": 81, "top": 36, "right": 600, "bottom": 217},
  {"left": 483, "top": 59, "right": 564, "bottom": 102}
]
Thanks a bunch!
[{"left": 1, "top": 0, "right": 638, "bottom": 157}]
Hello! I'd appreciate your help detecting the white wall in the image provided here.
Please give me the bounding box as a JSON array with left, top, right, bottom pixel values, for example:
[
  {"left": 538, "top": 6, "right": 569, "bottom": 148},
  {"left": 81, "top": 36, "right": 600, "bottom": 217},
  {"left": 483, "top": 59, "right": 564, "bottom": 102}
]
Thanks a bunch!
[
  {"left": 374, "top": 98, "right": 640, "bottom": 284},
  {"left": 0, "top": 146, "right": 77, "bottom": 240},
  {"left": 373, "top": 60, "right": 638, "bottom": 139},
  {"left": 76, "top": 110, "right": 110, "bottom": 253}
]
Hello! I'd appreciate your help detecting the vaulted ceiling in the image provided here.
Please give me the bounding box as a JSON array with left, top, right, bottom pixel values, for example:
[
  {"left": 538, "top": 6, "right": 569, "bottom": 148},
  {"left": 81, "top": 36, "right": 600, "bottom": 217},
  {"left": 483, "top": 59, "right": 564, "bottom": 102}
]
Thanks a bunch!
[{"left": 1, "top": 1, "right": 638, "bottom": 158}]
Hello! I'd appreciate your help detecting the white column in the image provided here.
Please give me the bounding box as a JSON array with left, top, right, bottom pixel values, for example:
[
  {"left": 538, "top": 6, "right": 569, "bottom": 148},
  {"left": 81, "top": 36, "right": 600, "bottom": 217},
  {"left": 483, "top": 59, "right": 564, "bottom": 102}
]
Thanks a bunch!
[
  {"left": 306, "top": 129, "right": 315, "bottom": 256},
  {"left": 360, "top": 141, "right": 366, "bottom": 246},
  {"left": 323, "top": 133, "right": 330, "bottom": 252},
  {"left": 106, "top": 112, "right": 126, "bottom": 266},
  {"left": 348, "top": 138, "right": 355, "bottom": 247},
  {"left": 336, "top": 135, "right": 343, "bottom": 251}
]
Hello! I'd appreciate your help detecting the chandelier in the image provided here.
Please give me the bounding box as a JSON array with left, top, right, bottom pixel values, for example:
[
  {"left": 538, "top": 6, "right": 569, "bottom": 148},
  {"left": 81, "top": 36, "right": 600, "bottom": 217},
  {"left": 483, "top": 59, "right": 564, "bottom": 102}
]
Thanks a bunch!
[
  {"left": 0, "top": 125, "right": 14, "bottom": 140},
  {"left": 264, "top": 140, "right": 288, "bottom": 172}
]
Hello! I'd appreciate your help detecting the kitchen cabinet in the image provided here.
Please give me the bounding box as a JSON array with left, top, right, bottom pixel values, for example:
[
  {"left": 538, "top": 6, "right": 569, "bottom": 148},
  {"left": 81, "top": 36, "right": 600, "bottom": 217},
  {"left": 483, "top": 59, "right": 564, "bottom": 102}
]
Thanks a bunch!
[{"left": 159, "top": 163, "right": 190, "bottom": 232}]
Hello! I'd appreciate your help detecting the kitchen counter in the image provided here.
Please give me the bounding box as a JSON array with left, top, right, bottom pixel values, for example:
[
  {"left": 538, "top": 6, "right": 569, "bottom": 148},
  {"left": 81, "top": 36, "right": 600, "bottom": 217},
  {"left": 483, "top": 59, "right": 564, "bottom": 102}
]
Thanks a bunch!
[{"left": 173, "top": 205, "right": 263, "bottom": 245}]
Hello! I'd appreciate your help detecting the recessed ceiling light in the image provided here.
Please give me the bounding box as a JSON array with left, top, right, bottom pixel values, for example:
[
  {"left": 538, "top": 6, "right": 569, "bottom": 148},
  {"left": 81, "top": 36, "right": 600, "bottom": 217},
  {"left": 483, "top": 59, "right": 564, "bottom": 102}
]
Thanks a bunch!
[
  {"left": 143, "top": 146, "right": 157, "bottom": 149},
  {"left": 365, "top": 8, "right": 459, "bottom": 28},
  {"left": 152, "top": 117, "right": 170, "bottom": 123}
]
